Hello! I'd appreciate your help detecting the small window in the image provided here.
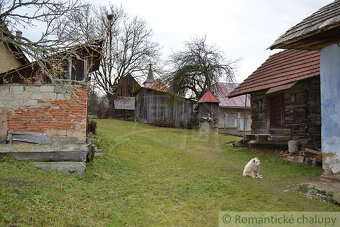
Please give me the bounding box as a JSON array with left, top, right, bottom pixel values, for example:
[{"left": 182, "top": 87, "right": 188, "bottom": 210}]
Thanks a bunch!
[
  {"left": 257, "top": 100, "right": 263, "bottom": 109},
  {"left": 290, "top": 94, "right": 296, "bottom": 104},
  {"left": 69, "top": 58, "right": 88, "bottom": 81}
]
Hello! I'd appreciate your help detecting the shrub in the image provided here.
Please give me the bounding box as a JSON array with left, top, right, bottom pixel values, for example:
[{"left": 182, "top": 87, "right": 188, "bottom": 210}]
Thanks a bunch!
[{"left": 87, "top": 120, "right": 98, "bottom": 135}]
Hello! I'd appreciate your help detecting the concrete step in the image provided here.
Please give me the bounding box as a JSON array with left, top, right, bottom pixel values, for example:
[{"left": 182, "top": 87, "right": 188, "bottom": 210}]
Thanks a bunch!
[
  {"left": 268, "top": 135, "right": 291, "bottom": 141},
  {"left": 269, "top": 128, "right": 291, "bottom": 135}
]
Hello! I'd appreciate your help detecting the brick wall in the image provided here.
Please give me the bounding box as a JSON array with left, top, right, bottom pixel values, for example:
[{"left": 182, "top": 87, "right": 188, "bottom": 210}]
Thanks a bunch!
[{"left": 0, "top": 85, "right": 87, "bottom": 143}]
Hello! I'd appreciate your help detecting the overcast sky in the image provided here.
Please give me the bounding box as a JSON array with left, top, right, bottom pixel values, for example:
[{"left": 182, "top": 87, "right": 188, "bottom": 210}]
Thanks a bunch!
[{"left": 89, "top": 0, "right": 332, "bottom": 83}]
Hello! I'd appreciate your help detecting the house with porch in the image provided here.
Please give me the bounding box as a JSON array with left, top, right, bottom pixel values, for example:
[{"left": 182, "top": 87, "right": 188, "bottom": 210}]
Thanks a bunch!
[
  {"left": 269, "top": 0, "right": 340, "bottom": 176},
  {"left": 228, "top": 49, "right": 320, "bottom": 148}
]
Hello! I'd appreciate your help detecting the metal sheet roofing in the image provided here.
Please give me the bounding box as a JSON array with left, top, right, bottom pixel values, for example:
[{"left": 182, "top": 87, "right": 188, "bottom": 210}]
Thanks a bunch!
[
  {"left": 270, "top": 0, "right": 340, "bottom": 50},
  {"left": 211, "top": 83, "right": 250, "bottom": 108},
  {"left": 228, "top": 49, "right": 320, "bottom": 98}
]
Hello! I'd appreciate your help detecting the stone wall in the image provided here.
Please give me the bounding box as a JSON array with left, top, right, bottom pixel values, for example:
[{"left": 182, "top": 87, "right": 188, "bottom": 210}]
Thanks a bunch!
[{"left": 0, "top": 84, "right": 87, "bottom": 143}]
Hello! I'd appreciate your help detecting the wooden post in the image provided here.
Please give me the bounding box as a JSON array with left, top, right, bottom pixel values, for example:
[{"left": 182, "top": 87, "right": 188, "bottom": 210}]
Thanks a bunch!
[{"left": 243, "top": 94, "right": 248, "bottom": 142}]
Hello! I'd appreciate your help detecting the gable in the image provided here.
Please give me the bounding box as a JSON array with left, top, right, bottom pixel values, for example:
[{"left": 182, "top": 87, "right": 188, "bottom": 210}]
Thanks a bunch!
[{"left": 0, "top": 42, "right": 24, "bottom": 73}]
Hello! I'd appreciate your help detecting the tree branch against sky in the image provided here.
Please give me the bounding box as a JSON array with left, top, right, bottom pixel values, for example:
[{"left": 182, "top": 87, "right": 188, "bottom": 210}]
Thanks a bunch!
[
  {"left": 55, "top": 3, "right": 160, "bottom": 116},
  {"left": 92, "top": 4, "right": 160, "bottom": 97},
  {"left": 0, "top": 0, "right": 97, "bottom": 84},
  {"left": 165, "top": 36, "right": 237, "bottom": 100}
]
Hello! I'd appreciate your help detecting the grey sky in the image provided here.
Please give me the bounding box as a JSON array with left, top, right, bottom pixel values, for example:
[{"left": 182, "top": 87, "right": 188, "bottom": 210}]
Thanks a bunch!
[
  {"left": 16, "top": 0, "right": 333, "bottom": 83},
  {"left": 95, "top": 0, "right": 332, "bottom": 82}
]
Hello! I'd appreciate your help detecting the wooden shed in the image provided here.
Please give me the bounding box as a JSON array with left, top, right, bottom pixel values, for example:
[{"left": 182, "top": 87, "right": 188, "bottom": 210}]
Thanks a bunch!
[
  {"left": 134, "top": 88, "right": 198, "bottom": 128},
  {"left": 198, "top": 90, "right": 220, "bottom": 134}
]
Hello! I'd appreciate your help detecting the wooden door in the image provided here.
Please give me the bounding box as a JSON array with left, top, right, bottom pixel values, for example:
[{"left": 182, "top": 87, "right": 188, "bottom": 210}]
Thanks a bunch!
[{"left": 268, "top": 94, "right": 284, "bottom": 128}]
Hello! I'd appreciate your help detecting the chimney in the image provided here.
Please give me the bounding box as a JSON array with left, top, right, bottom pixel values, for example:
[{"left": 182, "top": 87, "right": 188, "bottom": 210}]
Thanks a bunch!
[{"left": 15, "top": 31, "right": 22, "bottom": 39}]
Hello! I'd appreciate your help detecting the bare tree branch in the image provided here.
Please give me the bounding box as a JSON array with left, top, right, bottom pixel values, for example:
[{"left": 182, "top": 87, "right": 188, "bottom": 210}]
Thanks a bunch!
[{"left": 165, "top": 36, "right": 237, "bottom": 100}]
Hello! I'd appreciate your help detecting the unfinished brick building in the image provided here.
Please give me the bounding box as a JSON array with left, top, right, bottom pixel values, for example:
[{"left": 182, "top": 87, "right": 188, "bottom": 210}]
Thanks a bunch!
[{"left": 0, "top": 40, "right": 103, "bottom": 174}]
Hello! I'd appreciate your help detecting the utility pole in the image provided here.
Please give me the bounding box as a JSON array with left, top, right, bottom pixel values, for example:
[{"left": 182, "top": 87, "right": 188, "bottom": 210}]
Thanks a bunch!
[{"left": 107, "top": 14, "right": 114, "bottom": 118}]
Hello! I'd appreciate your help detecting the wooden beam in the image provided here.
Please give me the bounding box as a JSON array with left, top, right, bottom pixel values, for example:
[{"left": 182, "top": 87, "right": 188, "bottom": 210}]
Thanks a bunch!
[{"left": 305, "top": 148, "right": 322, "bottom": 156}]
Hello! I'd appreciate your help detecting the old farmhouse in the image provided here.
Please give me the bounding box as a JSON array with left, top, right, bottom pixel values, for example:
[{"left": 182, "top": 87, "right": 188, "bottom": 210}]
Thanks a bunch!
[
  {"left": 228, "top": 49, "right": 320, "bottom": 148},
  {"left": 0, "top": 39, "right": 103, "bottom": 174},
  {"left": 269, "top": 0, "right": 340, "bottom": 176}
]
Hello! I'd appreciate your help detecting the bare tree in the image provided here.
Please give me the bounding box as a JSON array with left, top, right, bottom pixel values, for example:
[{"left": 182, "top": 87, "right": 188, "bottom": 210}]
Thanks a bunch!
[
  {"left": 0, "top": 0, "right": 97, "bottom": 84},
  {"left": 56, "top": 4, "right": 160, "bottom": 116},
  {"left": 165, "top": 36, "right": 236, "bottom": 100},
  {"left": 94, "top": 5, "right": 160, "bottom": 116}
]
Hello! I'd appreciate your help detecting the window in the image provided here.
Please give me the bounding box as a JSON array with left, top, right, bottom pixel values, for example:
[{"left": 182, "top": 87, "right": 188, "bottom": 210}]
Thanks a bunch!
[
  {"left": 257, "top": 99, "right": 263, "bottom": 109},
  {"left": 68, "top": 58, "right": 88, "bottom": 81},
  {"left": 290, "top": 94, "right": 296, "bottom": 104}
]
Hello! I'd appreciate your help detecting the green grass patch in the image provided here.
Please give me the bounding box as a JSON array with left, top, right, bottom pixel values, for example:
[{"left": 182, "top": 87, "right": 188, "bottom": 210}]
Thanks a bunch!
[{"left": 1, "top": 119, "right": 339, "bottom": 226}]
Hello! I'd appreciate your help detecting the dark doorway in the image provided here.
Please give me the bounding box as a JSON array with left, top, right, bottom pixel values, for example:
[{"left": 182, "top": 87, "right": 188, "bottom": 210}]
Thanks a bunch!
[{"left": 268, "top": 94, "right": 284, "bottom": 128}]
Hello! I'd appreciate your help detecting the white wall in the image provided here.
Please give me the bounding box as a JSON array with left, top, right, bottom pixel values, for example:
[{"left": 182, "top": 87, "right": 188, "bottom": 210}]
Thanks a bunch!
[{"left": 320, "top": 44, "right": 340, "bottom": 174}]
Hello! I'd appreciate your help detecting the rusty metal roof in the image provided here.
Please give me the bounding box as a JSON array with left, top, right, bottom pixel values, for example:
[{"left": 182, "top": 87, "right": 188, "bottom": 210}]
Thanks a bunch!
[
  {"left": 198, "top": 90, "right": 219, "bottom": 103},
  {"left": 149, "top": 79, "right": 169, "bottom": 92},
  {"left": 228, "top": 49, "right": 320, "bottom": 98},
  {"left": 211, "top": 83, "right": 250, "bottom": 108},
  {"left": 270, "top": 0, "right": 340, "bottom": 50}
]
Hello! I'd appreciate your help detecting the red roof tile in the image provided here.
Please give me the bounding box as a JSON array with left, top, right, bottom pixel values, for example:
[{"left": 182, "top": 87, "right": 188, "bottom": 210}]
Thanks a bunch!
[
  {"left": 228, "top": 49, "right": 320, "bottom": 98},
  {"left": 211, "top": 83, "right": 250, "bottom": 108},
  {"left": 198, "top": 90, "right": 219, "bottom": 103}
]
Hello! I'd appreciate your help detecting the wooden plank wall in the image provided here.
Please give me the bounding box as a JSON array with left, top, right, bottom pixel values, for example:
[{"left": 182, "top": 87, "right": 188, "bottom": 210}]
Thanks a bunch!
[
  {"left": 250, "top": 77, "right": 321, "bottom": 147},
  {"left": 135, "top": 89, "right": 198, "bottom": 128}
]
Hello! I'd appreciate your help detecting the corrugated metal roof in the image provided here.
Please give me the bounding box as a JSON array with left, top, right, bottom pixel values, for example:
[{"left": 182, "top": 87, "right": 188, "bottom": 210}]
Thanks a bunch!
[
  {"left": 270, "top": 0, "right": 340, "bottom": 50},
  {"left": 211, "top": 83, "right": 250, "bottom": 108},
  {"left": 198, "top": 90, "right": 219, "bottom": 103},
  {"left": 228, "top": 49, "right": 320, "bottom": 98}
]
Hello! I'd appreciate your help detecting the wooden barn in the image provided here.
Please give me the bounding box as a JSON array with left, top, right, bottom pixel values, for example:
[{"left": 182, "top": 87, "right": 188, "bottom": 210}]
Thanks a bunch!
[
  {"left": 113, "top": 74, "right": 141, "bottom": 120},
  {"left": 134, "top": 88, "right": 198, "bottom": 128},
  {"left": 228, "top": 49, "right": 320, "bottom": 148},
  {"left": 97, "top": 74, "right": 141, "bottom": 120}
]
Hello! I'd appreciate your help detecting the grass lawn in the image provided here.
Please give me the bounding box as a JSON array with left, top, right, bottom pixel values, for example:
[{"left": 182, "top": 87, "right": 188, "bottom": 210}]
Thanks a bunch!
[{"left": 1, "top": 119, "right": 339, "bottom": 226}]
